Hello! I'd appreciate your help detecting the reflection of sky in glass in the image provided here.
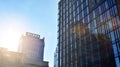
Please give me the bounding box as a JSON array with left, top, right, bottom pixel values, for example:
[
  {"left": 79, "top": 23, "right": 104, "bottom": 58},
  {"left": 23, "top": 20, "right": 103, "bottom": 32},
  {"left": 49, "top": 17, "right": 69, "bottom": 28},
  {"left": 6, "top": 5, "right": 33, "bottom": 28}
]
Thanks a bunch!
[{"left": 0, "top": 0, "right": 59, "bottom": 67}]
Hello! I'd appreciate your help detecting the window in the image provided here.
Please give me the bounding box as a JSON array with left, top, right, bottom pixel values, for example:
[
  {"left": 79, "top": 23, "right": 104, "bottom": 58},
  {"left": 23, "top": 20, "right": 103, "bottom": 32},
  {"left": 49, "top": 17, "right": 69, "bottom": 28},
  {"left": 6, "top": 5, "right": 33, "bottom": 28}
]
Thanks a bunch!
[
  {"left": 92, "top": 0, "right": 95, "bottom": 8},
  {"left": 105, "top": 1, "right": 109, "bottom": 9},
  {"left": 107, "top": 10, "right": 110, "bottom": 20},
  {"left": 114, "top": 6, "right": 118, "bottom": 16},
  {"left": 107, "top": 0, "right": 116, "bottom": 7},
  {"left": 84, "top": 8, "right": 88, "bottom": 16},
  {"left": 110, "top": 31, "right": 115, "bottom": 41},
  {"left": 115, "top": 57, "right": 120, "bottom": 67},
  {"left": 96, "top": 0, "right": 100, "bottom": 4},
  {"left": 95, "top": 8, "right": 99, "bottom": 17},
  {"left": 77, "top": 7, "right": 79, "bottom": 14},
  {"left": 113, "top": 44, "right": 118, "bottom": 57}
]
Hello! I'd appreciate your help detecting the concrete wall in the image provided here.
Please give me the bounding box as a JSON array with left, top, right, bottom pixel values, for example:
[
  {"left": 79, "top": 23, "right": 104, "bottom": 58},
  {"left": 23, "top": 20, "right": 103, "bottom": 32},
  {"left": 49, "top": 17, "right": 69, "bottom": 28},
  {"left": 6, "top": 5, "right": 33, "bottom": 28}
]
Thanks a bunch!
[
  {"left": 0, "top": 48, "right": 49, "bottom": 67},
  {"left": 19, "top": 32, "right": 45, "bottom": 61}
]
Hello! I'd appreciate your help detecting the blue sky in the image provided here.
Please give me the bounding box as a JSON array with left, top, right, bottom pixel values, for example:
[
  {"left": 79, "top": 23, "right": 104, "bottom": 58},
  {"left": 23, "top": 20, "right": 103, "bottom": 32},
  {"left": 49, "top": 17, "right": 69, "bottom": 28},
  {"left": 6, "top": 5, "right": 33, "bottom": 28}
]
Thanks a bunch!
[{"left": 0, "top": 0, "right": 59, "bottom": 67}]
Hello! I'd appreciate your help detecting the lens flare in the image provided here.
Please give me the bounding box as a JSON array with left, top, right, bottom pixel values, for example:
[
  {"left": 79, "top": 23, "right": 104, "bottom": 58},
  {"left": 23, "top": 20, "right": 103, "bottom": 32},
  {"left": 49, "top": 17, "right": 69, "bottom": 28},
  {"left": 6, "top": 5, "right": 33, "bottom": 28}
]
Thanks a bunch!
[{"left": 1, "top": 28, "right": 21, "bottom": 51}]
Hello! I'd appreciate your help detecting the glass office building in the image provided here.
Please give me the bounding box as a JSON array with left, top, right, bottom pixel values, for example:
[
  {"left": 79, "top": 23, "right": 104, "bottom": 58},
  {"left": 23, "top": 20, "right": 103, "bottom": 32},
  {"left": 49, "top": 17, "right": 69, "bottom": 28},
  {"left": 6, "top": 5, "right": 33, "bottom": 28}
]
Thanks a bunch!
[
  {"left": 57, "top": 0, "right": 120, "bottom": 67},
  {"left": 54, "top": 47, "right": 58, "bottom": 67}
]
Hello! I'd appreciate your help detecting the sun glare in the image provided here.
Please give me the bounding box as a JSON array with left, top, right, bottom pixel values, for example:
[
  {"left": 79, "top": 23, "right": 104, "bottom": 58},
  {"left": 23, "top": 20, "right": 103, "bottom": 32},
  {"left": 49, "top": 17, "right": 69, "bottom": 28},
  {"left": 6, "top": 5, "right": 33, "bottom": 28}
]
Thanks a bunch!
[{"left": 1, "top": 28, "right": 21, "bottom": 51}]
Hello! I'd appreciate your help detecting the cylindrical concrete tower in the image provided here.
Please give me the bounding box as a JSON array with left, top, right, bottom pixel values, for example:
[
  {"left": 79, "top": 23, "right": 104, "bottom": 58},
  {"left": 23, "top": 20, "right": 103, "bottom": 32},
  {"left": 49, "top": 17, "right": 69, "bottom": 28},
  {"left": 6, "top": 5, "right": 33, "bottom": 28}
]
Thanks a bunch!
[{"left": 18, "top": 32, "right": 44, "bottom": 61}]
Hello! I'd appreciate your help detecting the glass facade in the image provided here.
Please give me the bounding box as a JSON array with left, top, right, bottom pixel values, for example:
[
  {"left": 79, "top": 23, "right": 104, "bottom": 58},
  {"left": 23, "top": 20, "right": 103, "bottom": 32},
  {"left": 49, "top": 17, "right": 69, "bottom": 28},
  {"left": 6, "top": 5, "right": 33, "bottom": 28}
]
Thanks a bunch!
[{"left": 57, "top": 0, "right": 120, "bottom": 67}]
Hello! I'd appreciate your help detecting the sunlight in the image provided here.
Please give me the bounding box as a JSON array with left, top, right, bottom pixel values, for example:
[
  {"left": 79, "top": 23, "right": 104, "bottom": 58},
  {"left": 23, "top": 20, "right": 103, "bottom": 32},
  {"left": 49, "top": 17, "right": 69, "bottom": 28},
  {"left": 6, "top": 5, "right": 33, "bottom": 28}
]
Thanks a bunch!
[
  {"left": 0, "top": 13, "right": 27, "bottom": 51},
  {"left": 1, "top": 28, "right": 21, "bottom": 51}
]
